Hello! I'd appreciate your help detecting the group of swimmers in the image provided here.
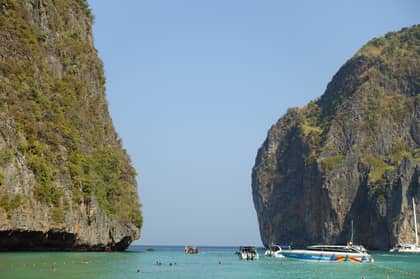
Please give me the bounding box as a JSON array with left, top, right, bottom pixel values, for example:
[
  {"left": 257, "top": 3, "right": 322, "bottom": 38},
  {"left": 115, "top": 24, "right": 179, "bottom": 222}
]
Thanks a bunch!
[{"left": 155, "top": 260, "right": 176, "bottom": 266}]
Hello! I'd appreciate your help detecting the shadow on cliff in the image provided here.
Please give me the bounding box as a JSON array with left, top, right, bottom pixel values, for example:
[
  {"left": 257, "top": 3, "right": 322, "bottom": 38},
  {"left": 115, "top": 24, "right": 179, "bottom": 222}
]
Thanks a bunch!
[
  {"left": 339, "top": 164, "right": 399, "bottom": 250},
  {"left": 0, "top": 230, "right": 132, "bottom": 251}
]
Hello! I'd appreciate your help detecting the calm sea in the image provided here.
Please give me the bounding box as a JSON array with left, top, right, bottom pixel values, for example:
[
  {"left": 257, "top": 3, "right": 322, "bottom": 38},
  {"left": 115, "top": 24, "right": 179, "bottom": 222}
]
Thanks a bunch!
[{"left": 0, "top": 246, "right": 419, "bottom": 278}]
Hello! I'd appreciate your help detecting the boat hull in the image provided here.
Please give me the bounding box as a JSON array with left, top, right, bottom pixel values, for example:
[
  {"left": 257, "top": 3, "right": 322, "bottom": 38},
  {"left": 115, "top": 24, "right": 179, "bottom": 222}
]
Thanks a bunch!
[
  {"left": 281, "top": 250, "right": 373, "bottom": 263},
  {"left": 389, "top": 248, "right": 420, "bottom": 254},
  {"left": 239, "top": 252, "right": 259, "bottom": 260}
]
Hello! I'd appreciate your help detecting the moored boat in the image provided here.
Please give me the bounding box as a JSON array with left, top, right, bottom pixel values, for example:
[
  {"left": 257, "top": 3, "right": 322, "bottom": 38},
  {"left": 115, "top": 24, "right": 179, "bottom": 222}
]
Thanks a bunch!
[
  {"left": 281, "top": 219, "right": 373, "bottom": 263},
  {"left": 281, "top": 245, "right": 374, "bottom": 263},
  {"left": 389, "top": 243, "right": 420, "bottom": 253},
  {"left": 237, "top": 246, "right": 259, "bottom": 260},
  {"left": 265, "top": 244, "right": 290, "bottom": 258},
  {"left": 185, "top": 246, "right": 199, "bottom": 254}
]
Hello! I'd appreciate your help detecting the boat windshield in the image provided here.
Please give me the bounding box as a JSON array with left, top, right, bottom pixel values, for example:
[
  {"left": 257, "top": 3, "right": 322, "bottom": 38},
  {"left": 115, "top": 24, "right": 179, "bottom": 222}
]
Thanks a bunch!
[
  {"left": 240, "top": 246, "right": 257, "bottom": 253},
  {"left": 306, "top": 245, "right": 363, "bottom": 254},
  {"left": 270, "top": 245, "right": 280, "bottom": 252},
  {"left": 398, "top": 244, "right": 415, "bottom": 249}
]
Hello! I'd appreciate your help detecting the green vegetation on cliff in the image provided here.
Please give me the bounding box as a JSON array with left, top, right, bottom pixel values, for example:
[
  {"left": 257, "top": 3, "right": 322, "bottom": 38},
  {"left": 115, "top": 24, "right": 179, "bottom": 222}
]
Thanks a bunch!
[
  {"left": 294, "top": 25, "right": 420, "bottom": 184},
  {"left": 0, "top": 0, "right": 142, "bottom": 228}
]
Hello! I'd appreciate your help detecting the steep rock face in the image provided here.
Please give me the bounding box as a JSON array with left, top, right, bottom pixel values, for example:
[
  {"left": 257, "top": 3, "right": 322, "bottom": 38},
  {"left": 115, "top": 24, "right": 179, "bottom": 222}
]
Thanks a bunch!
[
  {"left": 0, "top": 0, "right": 142, "bottom": 250},
  {"left": 252, "top": 25, "right": 420, "bottom": 250}
]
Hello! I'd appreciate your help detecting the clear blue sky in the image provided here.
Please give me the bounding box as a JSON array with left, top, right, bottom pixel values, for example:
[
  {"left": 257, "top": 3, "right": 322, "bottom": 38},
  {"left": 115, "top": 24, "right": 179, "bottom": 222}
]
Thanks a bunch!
[{"left": 87, "top": 0, "right": 419, "bottom": 246}]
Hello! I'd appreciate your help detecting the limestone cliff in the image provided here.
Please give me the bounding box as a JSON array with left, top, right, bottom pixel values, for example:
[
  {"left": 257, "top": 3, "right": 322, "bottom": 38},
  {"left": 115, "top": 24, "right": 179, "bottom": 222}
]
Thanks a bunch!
[
  {"left": 0, "top": 0, "right": 142, "bottom": 250},
  {"left": 252, "top": 25, "right": 420, "bottom": 250}
]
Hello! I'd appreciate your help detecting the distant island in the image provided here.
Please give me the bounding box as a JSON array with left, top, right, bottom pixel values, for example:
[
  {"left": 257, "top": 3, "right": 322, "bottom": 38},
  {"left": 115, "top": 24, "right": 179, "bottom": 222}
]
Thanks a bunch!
[
  {"left": 252, "top": 25, "right": 420, "bottom": 250},
  {"left": 0, "top": 0, "right": 141, "bottom": 250}
]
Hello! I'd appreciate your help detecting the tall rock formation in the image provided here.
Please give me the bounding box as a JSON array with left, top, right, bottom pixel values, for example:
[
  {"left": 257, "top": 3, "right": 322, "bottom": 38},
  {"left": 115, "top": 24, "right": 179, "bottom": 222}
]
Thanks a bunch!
[
  {"left": 252, "top": 25, "right": 420, "bottom": 250},
  {"left": 0, "top": 0, "right": 142, "bottom": 250}
]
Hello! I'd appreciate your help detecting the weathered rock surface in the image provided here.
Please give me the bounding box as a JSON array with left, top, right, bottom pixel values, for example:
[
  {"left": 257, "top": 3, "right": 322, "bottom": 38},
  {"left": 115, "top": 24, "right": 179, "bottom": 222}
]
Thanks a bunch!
[
  {"left": 252, "top": 25, "right": 420, "bottom": 250},
  {"left": 0, "top": 0, "right": 142, "bottom": 250}
]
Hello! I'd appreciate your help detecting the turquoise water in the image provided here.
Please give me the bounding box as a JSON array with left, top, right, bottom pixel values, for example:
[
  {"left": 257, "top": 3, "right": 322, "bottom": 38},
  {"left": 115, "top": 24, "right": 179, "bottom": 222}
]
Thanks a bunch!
[{"left": 0, "top": 246, "right": 419, "bottom": 278}]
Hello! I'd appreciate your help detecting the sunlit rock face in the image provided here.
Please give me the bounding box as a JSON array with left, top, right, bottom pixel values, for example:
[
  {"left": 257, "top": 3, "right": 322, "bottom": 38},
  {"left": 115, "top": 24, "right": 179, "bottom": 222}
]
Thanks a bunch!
[
  {"left": 252, "top": 25, "right": 420, "bottom": 250},
  {"left": 0, "top": 0, "right": 142, "bottom": 251}
]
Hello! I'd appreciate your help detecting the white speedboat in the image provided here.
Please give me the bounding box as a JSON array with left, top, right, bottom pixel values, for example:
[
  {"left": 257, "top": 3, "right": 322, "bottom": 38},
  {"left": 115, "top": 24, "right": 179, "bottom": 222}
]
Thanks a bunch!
[
  {"left": 389, "top": 243, "right": 420, "bottom": 253},
  {"left": 265, "top": 244, "right": 290, "bottom": 258},
  {"left": 281, "top": 244, "right": 374, "bottom": 263},
  {"left": 280, "top": 219, "right": 373, "bottom": 263},
  {"left": 237, "top": 246, "right": 259, "bottom": 260},
  {"left": 390, "top": 198, "right": 420, "bottom": 253}
]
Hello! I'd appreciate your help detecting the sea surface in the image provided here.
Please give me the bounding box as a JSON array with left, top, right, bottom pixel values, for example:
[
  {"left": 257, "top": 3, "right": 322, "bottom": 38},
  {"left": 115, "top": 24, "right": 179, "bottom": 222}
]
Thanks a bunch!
[{"left": 0, "top": 246, "right": 419, "bottom": 279}]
